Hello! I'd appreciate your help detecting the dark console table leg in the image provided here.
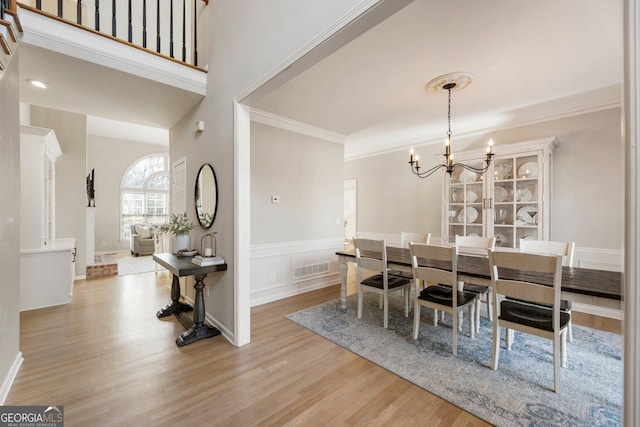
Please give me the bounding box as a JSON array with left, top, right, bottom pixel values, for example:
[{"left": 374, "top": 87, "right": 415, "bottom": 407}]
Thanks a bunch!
[
  {"left": 176, "top": 273, "right": 221, "bottom": 347},
  {"left": 157, "top": 274, "right": 193, "bottom": 318}
]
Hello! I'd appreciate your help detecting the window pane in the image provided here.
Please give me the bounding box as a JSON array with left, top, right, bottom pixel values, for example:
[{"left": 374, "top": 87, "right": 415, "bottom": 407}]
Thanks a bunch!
[
  {"left": 123, "top": 156, "right": 165, "bottom": 188},
  {"left": 148, "top": 174, "right": 169, "bottom": 190}
]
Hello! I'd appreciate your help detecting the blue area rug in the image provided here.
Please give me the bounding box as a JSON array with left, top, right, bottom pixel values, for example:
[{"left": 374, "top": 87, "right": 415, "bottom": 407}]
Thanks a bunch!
[{"left": 285, "top": 294, "right": 622, "bottom": 426}]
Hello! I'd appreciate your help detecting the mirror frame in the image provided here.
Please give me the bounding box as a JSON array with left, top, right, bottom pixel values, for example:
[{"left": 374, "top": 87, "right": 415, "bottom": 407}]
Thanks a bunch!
[{"left": 194, "top": 163, "right": 218, "bottom": 229}]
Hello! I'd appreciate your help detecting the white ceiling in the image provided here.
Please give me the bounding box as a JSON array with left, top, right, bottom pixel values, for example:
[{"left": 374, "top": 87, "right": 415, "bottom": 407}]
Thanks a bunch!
[
  {"left": 250, "top": 0, "right": 623, "bottom": 159},
  {"left": 16, "top": 0, "right": 622, "bottom": 153},
  {"left": 18, "top": 43, "right": 199, "bottom": 145}
]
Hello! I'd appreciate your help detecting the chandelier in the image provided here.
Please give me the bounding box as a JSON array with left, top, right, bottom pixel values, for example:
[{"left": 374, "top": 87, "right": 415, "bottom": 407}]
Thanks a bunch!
[{"left": 408, "top": 72, "right": 493, "bottom": 179}]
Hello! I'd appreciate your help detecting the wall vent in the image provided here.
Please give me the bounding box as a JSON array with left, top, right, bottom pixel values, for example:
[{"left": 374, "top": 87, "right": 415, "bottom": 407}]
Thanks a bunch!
[{"left": 294, "top": 262, "right": 330, "bottom": 279}]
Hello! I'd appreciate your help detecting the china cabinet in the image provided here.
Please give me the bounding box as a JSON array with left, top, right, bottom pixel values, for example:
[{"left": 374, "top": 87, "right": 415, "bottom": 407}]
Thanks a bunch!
[{"left": 442, "top": 136, "right": 559, "bottom": 248}]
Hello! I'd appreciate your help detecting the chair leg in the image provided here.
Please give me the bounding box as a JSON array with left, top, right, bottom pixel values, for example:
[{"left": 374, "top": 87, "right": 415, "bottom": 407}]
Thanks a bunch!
[
  {"left": 506, "top": 328, "right": 513, "bottom": 350},
  {"left": 567, "top": 312, "right": 573, "bottom": 343},
  {"left": 553, "top": 333, "right": 561, "bottom": 393},
  {"left": 404, "top": 287, "right": 409, "bottom": 317},
  {"left": 383, "top": 292, "right": 389, "bottom": 329},
  {"left": 458, "top": 311, "right": 463, "bottom": 331},
  {"left": 413, "top": 302, "right": 421, "bottom": 339},
  {"left": 487, "top": 288, "right": 493, "bottom": 321},
  {"left": 379, "top": 294, "right": 383, "bottom": 309},
  {"left": 469, "top": 304, "right": 475, "bottom": 339},
  {"left": 357, "top": 287, "right": 363, "bottom": 319},
  {"left": 452, "top": 308, "right": 458, "bottom": 355},
  {"left": 561, "top": 329, "right": 568, "bottom": 367},
  {"left": 475, "top": 299, "right": 481, "bottom": 333},
  {"left": 433, "top": 309, "right": 438, "bottom": 326},
  {"left": 492, "top": 324, "right": 500, "bottom": 370}
]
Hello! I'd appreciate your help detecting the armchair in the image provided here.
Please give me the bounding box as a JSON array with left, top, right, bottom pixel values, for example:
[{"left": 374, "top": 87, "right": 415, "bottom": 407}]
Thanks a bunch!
[{"left": 130, "top": 224, "right": 155, "bottom": 256}]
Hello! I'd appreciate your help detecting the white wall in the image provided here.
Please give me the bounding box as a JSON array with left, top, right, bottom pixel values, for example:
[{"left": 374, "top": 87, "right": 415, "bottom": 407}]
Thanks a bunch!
[
  {"left": 345, "top": 107, "right": 623, "bottom": 266},
  {"left": 169, "top": 0, "right": 389, "bottom": 345},
  {"left": 249, "top": 121, "right": 344, "bottom": 306},
  {"left": 0, "top": 50, "right": 22, "bottom": 403},
  {"left": 87, "top": 134, "right": 168, "bottom": 253}
]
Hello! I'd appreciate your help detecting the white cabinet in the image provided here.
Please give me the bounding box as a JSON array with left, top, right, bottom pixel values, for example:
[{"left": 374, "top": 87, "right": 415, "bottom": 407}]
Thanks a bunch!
[
  {"left": 19, "top": 126, "right": 75, "bottom": 311},
  {"left": 20, "top": 126, "right": 62, "bottom": 249},
  {"left": 443, "top": 136, "right": 559, "bottom": 248},
  {"left": 20, "top": 239, "right": 76, "bottom": 311}
]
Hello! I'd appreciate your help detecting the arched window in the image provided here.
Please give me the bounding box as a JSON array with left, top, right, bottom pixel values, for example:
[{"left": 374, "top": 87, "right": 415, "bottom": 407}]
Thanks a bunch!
[{"left": 121, "top": 154, "right": 170, "bottom": 239}]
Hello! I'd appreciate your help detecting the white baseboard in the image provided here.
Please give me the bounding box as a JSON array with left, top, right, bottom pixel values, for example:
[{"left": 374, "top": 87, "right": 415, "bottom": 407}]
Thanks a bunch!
[{"left": 0, "top": 352, "right": 23, "bottom": 404}]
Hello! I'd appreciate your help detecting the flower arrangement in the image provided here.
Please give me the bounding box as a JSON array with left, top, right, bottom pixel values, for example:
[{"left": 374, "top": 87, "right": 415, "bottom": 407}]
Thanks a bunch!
[{"left": 159, "top": 212, "right": 195, "bottom": 236}]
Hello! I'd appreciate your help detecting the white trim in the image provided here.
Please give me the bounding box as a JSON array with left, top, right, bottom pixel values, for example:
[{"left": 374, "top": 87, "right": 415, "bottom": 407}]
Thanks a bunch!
[
  {"left": 251, "top": 276, "right": 339, "bottom": 307},
  {"left": 234, "top": 101, "right": 251, "bottom": 347},
  {"left": 250, "top": 108, "right": 346, "bottom": 144},
  {"left": 0, "top": 352, "right": 23, "bottom": 405},
  {"left": 251, "top": 238, "right": 345, "bottom": 258},
  {"left": 624, "top": 0, "right": 639, "bottom": 423},
  {"left": 18, "top": 7, "right": 206, "bottom": 95}
]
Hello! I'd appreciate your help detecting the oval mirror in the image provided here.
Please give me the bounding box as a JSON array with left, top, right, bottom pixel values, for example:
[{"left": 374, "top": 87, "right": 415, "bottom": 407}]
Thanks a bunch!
[{"left": 195, "top": 163, "right": 218, "bottom": 229}]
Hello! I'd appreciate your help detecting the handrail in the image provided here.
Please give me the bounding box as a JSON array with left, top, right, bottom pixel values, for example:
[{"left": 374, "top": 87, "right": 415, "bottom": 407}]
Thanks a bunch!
[{"left": 17, "top": 0, "right": 207, "bottom": 68}]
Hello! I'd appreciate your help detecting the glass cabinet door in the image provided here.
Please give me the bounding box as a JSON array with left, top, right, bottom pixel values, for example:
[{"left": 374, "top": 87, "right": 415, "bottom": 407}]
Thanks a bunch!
[
  {"left": 492, "top": 154, "right": 540, "bottom": 248},
  {"left": 446, "top": 160, "right": 485, "bottom": 244}
]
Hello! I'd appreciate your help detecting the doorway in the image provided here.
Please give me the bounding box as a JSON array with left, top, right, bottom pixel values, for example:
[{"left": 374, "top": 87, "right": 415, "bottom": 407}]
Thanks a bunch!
[{"left": 344, "top": 179, "right": 357, "bottom": 242}]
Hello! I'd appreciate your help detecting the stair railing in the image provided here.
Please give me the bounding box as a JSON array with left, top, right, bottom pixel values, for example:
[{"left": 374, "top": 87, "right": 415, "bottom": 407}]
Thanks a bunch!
[{"left": 18, "top": 0, "right": 206, "bottom": 67}]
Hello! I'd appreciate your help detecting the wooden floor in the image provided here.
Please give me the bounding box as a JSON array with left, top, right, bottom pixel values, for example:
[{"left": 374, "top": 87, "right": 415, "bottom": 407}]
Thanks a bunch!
[{"left": 6, "top": 271, "right": 620, "bottom": 426}]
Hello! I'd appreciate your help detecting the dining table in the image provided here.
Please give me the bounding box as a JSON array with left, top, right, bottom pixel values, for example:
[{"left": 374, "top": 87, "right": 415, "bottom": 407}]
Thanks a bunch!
[{"left": 336, "top": 246, "right": 622, "bottom": 315}]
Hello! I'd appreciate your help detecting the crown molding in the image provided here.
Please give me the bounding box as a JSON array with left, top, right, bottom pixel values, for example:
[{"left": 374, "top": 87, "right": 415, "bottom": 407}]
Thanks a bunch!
[
  {"left": 250, "top": 108, "right": 346, "bottom": 144},
  {"left": 345, "top": 85, "right": 621, "bottom": 161}
]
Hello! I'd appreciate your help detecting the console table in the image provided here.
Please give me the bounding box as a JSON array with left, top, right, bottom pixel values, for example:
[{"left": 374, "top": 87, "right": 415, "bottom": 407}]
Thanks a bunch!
[{"left": 153, "top": 253, "right": 227, "bottom": 347}]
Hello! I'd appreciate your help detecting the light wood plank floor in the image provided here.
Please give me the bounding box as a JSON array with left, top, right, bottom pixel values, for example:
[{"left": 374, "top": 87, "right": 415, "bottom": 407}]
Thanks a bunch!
[{"left": 6, "top": 270, "right": 619, "bottom": 426}]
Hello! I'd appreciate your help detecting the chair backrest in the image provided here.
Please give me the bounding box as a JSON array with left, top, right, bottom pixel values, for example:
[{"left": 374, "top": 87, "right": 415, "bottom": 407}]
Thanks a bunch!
[
  {"left": 519, "top": 239, "right": 575, "bottom": 267},
  {"left": 455, "top": 235, "right": 496, "bottom": 256},
  {"left": 489, "top": 250, "right": 563, "bottom": 310},
  {"left": 354, "top": 238, "right": 387, "bottom": 273},
  {"left": 400, "top": 231, "right": 431, "bottom": 249},
  {"left": 409, "top": 243, "right": 458, "bottom": 288}
]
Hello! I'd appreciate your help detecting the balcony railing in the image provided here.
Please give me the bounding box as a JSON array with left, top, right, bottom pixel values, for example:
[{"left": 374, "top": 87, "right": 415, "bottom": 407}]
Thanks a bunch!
[{"left": 15, "top": 0, "right": 207, "bottom": 67}]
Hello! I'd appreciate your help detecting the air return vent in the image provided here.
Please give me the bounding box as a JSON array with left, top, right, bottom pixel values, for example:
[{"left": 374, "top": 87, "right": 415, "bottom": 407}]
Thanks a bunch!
[{"left": 294, "top": 262, "right": 330, "bottom": 279}]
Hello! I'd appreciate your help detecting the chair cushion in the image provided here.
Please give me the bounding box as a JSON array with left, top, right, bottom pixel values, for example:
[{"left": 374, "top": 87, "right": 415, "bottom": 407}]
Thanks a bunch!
[
  {"left": 361, "top": 274, "right": 410, "bottom": 289},
  {"left": 462, "top": 283, "right": 489, "bottom": 295},
  {"left": 506, "top": 297, "right": 571, "bottom": 312},
  {"left": 499, "top": 300, "right": 570, "bottom": 332},
  {"left": 135, "top": 225, "right": 152, "bottom": 239},
  {"left": 418, "top": 285, "right": 477, "bottom": 307}
]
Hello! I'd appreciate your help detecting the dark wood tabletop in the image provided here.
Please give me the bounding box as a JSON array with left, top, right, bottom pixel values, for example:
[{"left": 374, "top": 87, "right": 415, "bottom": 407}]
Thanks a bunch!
[{"left": 336, "top": 246, "right": 622, "bottom": 300}]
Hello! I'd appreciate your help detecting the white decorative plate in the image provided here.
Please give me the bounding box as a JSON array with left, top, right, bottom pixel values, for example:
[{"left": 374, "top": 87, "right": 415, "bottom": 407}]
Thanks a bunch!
[
  {"left": 468, "top": 232, "right": 480, "bottom": 237},
  {"left": 516, "top": 206, "right": 538, "bottom": 225},
  {"left": 495, "top": 233, "right": 507, "bottom": 246},
  {"left": 494, "top": 186, "right": 508, "bottom": 202},
  {"left": 523, "top": 235, "right": 537, "bottom": 240},
  {"left": 458, "top": 207, "right": 479, "bottom": 223},
  {"left": 518, "top": 162, "right": 538, "bottom": 178},
  {"left": 516, "top": 188, "right": 532, "bottom": 202},
  {"left": 459, "top": 169, "right": 478, "bottom": 183},
  {"left": 465, "top": 190, "right": 478, "bottom": 203}
]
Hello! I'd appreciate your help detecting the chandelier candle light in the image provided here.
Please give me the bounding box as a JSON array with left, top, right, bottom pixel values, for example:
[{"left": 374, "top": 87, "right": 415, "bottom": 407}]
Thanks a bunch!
[{"left": 408, "top": 72, "right": 494, "bottom": 179}]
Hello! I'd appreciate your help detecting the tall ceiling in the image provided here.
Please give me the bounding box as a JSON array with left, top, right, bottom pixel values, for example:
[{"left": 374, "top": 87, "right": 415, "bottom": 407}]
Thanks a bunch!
[
  {"left": 250, "top": 0, "right": 622, "bottom": 158},
  {"left": 16, "top": 0, "right": 622, "bottom": 152}
]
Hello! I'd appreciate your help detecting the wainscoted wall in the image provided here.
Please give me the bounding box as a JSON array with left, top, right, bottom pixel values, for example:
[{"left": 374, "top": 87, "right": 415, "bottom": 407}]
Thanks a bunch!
[{"left": 251, "top": 239, "right": 345, "bottom": 306}]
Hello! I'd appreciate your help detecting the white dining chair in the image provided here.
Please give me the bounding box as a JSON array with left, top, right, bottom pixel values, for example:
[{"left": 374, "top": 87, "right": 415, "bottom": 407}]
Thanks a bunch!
[
  {"left": 400, "top": 231, "right": 431, "bottom": 248},
  {"left": 455, "top": 235, "right": 496, "bottom": 332},
  {"left": 489, "top": 250, "right": 569, "bottom": 393},
  {"left": 354, "top": 238, "right": 411, "bottom": 329},
  {"left": 410, "top": 243, "right": 478, "bottom": 355},
  {"left": 519, "top": 239, "right": 576, "bottom": 342}
]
